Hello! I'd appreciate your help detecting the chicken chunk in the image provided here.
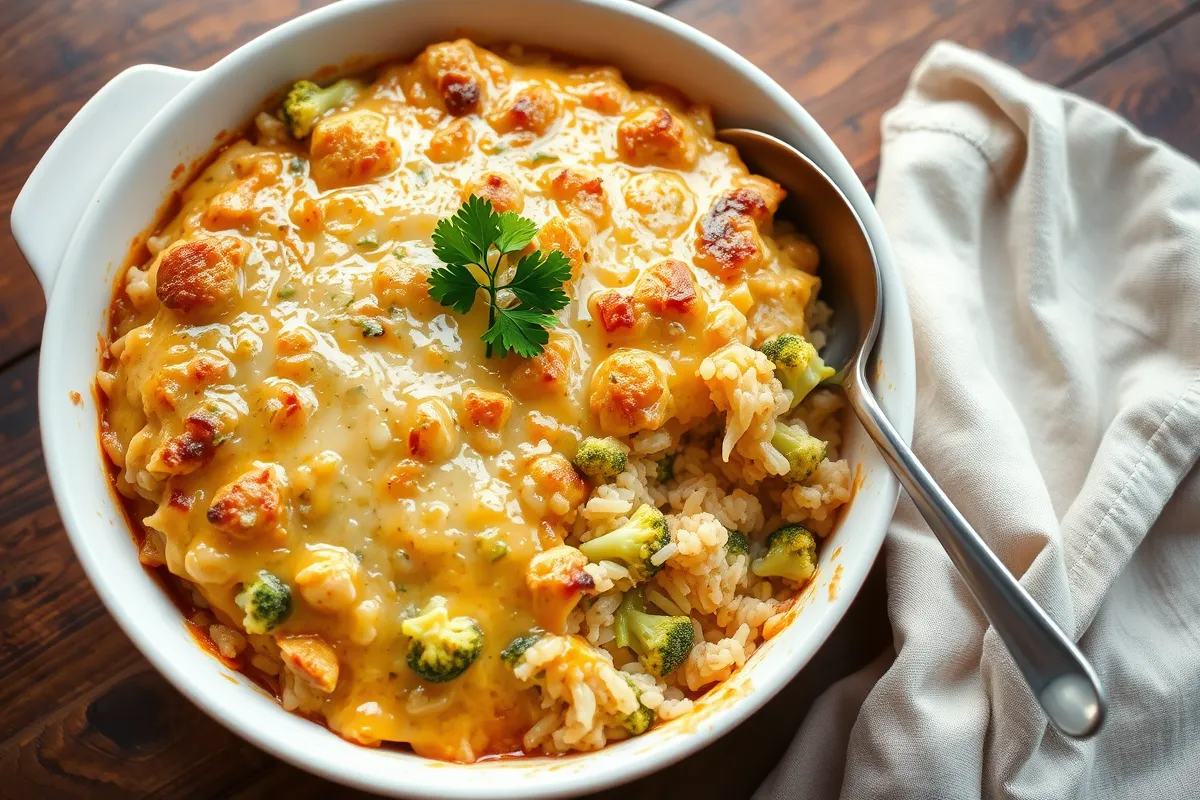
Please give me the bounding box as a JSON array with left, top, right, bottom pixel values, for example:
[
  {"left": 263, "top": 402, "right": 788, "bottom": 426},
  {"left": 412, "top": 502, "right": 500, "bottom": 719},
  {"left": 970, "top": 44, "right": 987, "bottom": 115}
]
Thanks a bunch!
[
  {"left": 533, "top": 217, "right": 585, "bottom": 276},
  {"left": 310, "top": 110, "right": 400, "bottom": 190},
  {"left": 736, "top": 176, "right": 786, "bottom": 221},
  {"left": 547, "top": 167, "right": 609, "bottom": 228},
  {"left": 142, "top": 370, "right": 184, "bottom": 413},
  {"left": 489, "top": 83, "right": 561, "bottom": 136},
  {"left": 633, "top": 258, "right": 701, "bottom": 317},
  {"left": 427, "top": 118, "right": 475, "bottom": 163},
  {"left": 206, "top": 464, "right": 287, "bottom": 542},
  {"left": 591, "top": 260, "right": 700, "bottom": 339},
  {"left": 276, "top": 327, "right": 316, "bottom": 355},
  {"left": 522, "top": 453, "right": 588, "bottom": 520},
  {"left": 294, "top": 545, "right": 360, "bottom": 613},
  {"left": 204, "top": 182, "right": 260, "bottom": 232},
  {"left": 155, "top": 236, "right": 248, "bottom": 316},
  {"left": 382, "top": 459, "right": 426, "bottom": 500},
  {"left": 591, "top": 290, "right": 637, "bottom": 335},
  {"left": 203, "top": 153, "right": 282, "bottom": 231},
  {"left": 526, "top": 545, "right": 595, "bottom": 633},
  {"left": 277, "top": 634, "right": 340, "bottom": 694},
  {"left": 148, "top": 408, "right": 226, "bottom": 476},
  {"left": 289, "top": 195, "right": 324, "bottom": 236},
  {"left": 420, "top": 39, "right": 485, "bottom": 117},
  {"left": 144, "top": 352, "right": 231, "bottom": 412},
  {"left": 509, "top": 335, "right": 575, "bottom": 400},
  {"left": 617, "top": 107, "right": 696, "bottom": 169},
  {"left": 461, "top": 388, "right": 513, "bottom": 431},
  {"left": 706, "top": 302, "right": 749, "bottom": 348},
  {"left": 407, "top": 398, "right": 459, "bottom": 462},
  {"left": 259, "top": 377, "right": 316, "bottom": 430},
  {"left": 590, "top": 349, "right": 674, "bottom": 435},
  {"left": 465, "top": 170, "right": 525, "bottom": 214},
  {"left": 574, "top": 67, "right": 629, "bottom": 114},
  {"left": 185, "top": 352, "right": 232, "bottom": 384},
  {"left": 693, "top": 184, "right": 785, "bottom": 281}
]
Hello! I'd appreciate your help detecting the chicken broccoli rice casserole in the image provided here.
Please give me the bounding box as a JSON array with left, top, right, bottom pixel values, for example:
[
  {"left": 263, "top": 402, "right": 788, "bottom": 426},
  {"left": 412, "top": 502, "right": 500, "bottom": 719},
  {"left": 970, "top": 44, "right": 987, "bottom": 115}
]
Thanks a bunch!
[{"left": 97, "top": 39, "right": 852, "bottom": 762}]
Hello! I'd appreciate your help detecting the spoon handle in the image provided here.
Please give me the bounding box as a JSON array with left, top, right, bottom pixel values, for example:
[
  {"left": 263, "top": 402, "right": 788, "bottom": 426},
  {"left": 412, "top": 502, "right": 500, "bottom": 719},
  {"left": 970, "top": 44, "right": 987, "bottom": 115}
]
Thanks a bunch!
[{"left": 844, "top": 375, "right": 1106, "bottom": 738}]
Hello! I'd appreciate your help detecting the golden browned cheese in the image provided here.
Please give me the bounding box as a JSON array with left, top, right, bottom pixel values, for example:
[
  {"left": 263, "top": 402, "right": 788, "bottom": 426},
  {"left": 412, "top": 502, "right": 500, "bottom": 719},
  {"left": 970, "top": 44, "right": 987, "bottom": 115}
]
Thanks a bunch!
[{"left": 99, "top": 40, "right": 822, "bottom": 762}]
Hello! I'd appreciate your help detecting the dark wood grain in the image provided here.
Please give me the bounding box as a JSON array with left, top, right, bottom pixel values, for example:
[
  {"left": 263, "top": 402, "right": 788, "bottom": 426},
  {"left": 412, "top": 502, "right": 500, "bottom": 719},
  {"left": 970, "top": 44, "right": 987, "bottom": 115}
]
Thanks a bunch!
[
  {"left": 1, "top": 0, "right": 1198, "bottom": 797},
  {"left": 0, "top": 353, "right": 145, "bottom": 746},
  {"left": 669, "top": 0, "right": 1200, "bottom": 186},
  {"left": 1, "top": 661, "right": 278, "bottom": 799},
  {"left": 0, "top": 351, "right": 314, "bottom": 798},
  {"left": 1070, "top": 10, "right": 1200, "bottom": 158},
  {"left": 0, "top": 0, "right": 340, "bottom": 369}
]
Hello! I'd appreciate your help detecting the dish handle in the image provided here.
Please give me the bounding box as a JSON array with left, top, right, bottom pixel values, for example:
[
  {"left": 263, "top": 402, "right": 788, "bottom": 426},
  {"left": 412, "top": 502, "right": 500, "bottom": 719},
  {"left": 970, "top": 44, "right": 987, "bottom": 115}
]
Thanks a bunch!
[{"left": 12, "top": 64, "right": 197, "bottom": 298}]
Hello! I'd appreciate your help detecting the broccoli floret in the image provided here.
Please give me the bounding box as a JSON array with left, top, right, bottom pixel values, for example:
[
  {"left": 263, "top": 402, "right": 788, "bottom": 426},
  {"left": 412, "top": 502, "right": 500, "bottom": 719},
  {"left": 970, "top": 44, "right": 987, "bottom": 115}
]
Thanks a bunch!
[
  {"left": 279, "top": 78, "right": 361, "bottom": 139},
  {"left": 500, "top": 631, "right": 544, "bottom": 667},
  {"left": 751, "top": 525, "right": 817, "bottom": 584},
  {"left": 725, "top": 531, "right": 750, "bottom": 558},
  {"left": 772, "top": 421, "right": 828, "bottom": 483},
  {"left": 613, "top": 589, "right": 694, "bottom": 678},
  {"left": 621, "top": 676, "right": 656, "bottom": 735},
  {"left": 401, "top": 598, "right": 484, "bottom": 683},
  {"left": 759, "top": 333, "right": 836, "bottom": 409},
  {"left": 655, "top": 453, "right": 676, "bottom": 482},
  {"left": 235, "top": 571, "right": 292, "bottom": 634},
  {"left": 578, "top": 504, "right": 671, "bottom": 582},
  {"left": 573, "top": 436, "right": 628, "bottom": 479}
]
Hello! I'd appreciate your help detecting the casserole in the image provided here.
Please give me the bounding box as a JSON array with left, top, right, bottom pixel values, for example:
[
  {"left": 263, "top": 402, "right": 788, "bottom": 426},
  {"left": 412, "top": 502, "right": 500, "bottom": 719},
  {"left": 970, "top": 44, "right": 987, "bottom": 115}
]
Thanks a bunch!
[{"left": 13, "top": 0, "right": 915, "bottom": 796}]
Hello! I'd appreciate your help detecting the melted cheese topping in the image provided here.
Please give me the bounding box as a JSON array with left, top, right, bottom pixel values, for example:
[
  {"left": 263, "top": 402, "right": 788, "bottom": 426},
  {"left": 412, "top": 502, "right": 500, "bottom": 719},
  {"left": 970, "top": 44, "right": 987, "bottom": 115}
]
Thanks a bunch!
[{"left": 100, "top": 40, "right": 825, "bottom": 762}]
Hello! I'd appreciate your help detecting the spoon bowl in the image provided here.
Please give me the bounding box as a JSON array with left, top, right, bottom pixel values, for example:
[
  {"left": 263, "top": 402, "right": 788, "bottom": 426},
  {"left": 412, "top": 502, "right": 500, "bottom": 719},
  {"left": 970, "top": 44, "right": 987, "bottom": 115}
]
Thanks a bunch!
[{"left": 721, "top": 127, "right": 1107, "bottom": 739}]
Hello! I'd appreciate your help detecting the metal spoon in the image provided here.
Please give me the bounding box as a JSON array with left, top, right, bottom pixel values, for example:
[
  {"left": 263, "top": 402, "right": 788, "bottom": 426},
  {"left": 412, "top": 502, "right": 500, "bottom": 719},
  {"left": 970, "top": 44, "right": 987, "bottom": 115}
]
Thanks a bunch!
[{"left": 720, "top": 128, "right": 1106, "bottom": 739}]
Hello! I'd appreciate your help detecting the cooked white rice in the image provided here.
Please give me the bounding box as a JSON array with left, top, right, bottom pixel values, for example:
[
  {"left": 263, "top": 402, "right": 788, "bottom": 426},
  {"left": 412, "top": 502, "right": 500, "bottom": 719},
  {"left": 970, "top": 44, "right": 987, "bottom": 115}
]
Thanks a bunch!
[{"left": 511, "top": 353, "right": 854, "bottom": 754}]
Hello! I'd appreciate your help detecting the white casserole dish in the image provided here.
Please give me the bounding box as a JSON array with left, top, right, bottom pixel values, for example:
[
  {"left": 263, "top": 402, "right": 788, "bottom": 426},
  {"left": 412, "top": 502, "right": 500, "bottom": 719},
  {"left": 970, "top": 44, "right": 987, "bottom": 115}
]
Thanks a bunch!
[{"left": 12, "top": 0, "right": 915, "bottom": 796}]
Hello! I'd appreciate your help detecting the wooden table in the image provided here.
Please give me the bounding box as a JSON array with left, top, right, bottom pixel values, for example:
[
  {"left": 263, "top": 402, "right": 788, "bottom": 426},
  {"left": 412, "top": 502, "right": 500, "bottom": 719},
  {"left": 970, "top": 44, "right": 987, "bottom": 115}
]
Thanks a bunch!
[{"left": 1, "top": 0, "right": 1196, "bottom": 796}]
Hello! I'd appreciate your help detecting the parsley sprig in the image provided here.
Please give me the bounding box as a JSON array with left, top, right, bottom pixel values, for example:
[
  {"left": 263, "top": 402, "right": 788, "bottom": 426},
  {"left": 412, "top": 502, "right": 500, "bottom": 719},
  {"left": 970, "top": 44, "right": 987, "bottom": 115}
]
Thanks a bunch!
[{"left": 428, "top": 196, "right": 572, "bottom": 358}]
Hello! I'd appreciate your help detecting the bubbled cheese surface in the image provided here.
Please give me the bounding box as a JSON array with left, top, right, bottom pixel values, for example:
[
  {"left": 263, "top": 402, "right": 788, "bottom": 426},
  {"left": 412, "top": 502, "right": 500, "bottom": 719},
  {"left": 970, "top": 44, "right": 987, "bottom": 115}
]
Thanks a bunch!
[{"left": 99, "top": 39, "right": 821, "bottom": 761}]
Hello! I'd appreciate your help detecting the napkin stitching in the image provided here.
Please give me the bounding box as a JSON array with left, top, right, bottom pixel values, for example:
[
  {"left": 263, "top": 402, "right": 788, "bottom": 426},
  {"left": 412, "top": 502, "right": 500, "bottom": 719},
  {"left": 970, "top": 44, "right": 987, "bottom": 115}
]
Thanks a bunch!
[
  {"left": 1065, "top": 372, "right": 1200, "bottom": 589},
  {"left": 885, "top": 122, "right": 1003, "bottom": 183}
]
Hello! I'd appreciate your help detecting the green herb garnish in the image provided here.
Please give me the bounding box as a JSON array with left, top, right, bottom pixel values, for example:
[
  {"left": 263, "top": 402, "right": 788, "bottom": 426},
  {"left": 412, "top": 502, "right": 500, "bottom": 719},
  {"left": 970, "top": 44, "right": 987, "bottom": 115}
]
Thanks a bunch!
[
  {"left": 357, "top": 233, "right": 379, "bottom": 249},
  {"left": 528, "top": 152, "right": 559, "bottom": 165},
  {"left": 276, "top": 284, "right": 297, "bottom": 299},
  {"left": 428, "top": 196, "right": 571, "bottom": 358}
]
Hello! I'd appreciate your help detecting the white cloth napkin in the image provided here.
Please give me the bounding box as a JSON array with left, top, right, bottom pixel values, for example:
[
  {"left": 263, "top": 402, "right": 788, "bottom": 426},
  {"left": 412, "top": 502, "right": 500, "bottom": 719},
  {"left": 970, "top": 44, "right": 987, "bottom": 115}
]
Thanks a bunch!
[{"left": 757, "top": 42, "right": 1200, "bottom": 799}]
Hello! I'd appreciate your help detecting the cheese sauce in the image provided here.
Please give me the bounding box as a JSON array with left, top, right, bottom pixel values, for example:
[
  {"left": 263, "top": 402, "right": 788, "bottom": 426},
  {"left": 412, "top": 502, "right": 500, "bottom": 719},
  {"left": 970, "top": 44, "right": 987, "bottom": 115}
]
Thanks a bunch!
[{"left": 99, "top": 40, "right": 828, "bottom": 762}]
